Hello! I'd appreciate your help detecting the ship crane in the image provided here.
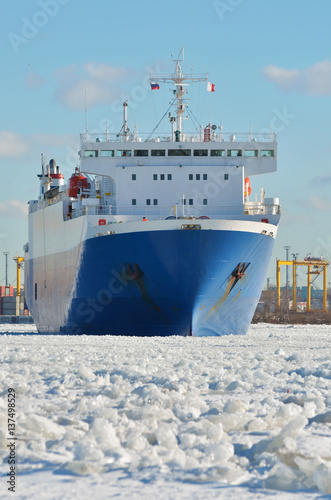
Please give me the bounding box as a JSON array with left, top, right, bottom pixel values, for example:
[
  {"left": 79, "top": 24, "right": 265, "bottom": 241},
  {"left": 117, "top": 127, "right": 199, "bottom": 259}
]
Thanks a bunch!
[{"left": 14, "top": 256, "right": 24, "bottom": 297}]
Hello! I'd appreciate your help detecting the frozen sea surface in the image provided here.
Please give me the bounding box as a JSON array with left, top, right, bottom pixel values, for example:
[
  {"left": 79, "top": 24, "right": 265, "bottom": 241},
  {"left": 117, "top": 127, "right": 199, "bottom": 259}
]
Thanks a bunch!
[{"left": 1, "top": 323, "right": 331, "bottom": 499}]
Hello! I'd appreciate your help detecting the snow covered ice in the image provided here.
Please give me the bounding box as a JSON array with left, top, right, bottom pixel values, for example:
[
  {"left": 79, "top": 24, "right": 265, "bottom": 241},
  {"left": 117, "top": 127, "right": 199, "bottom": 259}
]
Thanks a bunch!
[{"left": 1, "top": 324, "right": 331, "bottom": 499}]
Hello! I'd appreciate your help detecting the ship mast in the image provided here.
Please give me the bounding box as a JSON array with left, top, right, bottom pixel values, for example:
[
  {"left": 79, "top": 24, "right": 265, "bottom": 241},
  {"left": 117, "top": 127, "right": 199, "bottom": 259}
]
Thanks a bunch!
[
  {"left": 150, "top": 47, "right": 207, "bottom": 141},
  {"left": 118, "top": 100, "right": 129, "bottom": 141}
]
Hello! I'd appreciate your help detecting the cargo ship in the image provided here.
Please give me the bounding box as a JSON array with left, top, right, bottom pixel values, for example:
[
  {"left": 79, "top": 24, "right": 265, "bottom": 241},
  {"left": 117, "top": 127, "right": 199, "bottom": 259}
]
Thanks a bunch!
[{"left": 24, "top": 50, "right": 280, "bottom": 336}]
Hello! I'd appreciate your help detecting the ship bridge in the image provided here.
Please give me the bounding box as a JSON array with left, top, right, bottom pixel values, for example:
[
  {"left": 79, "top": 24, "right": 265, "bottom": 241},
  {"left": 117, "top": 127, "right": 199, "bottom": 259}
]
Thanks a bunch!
[
  {"left": 78, "top": 129, "right": 278, "bottom": 220},
  {"left": 76, "top": 49, "right": 278, "bottom": 221}
]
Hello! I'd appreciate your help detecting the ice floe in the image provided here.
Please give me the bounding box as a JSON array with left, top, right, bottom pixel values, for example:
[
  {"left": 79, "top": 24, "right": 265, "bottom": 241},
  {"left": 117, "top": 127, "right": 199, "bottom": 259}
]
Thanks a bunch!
[{"left": 0, "top": 323, "right": 331, "bottom": 499}]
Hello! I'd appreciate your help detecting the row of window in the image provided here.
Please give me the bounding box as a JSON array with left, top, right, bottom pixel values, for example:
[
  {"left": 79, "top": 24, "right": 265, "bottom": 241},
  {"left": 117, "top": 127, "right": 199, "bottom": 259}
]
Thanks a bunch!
[
  {"left": 84, "top": 148, "right": 275, "bottom": 158},
  {"left": 189, "top": 173, "right": 207, "bottom": 180},
  {"left": 131, "top": 173, "right": 229, "bottom": 181},
  {"left": 152, "top": 174, "right": 172, "bottom": 180},
  {"left": 131, "top": 199, "right": 208, "bottom": 206}
]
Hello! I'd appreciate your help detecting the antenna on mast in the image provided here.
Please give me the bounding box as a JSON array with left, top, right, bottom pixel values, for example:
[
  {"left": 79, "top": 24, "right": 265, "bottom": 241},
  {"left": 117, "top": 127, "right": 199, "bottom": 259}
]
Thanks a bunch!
[
  {"left": 41, "top": 153, "right": 46, "bottom": 176},
  {"left": 123, "top": 101, "right": 128, "bottom": 135},
  {"left": 171, "top": 46, "right": 184, "bottom": 63},
  {"left": 151, "top": 48, "right": 207, "bottom": 141},
  {"left": 105, "top": 121, "right": 110, "bottom": 141},
  {"left": 84, "top": 85, "right": 89, "bottom": 140},
  {"left": 117, "top": 101, "right": 130, "bottom": 141}
]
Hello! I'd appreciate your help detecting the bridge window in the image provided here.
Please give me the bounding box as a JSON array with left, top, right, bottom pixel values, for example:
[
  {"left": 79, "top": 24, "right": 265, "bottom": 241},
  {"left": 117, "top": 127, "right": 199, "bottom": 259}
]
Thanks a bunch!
[
  {"left": 224, "top": 174, "right": 229, "bottom": 180},
  {"left": 196, "top": 174, "right": 200, "bottom": 180},
  {"left": 117, "top": 150, "right": 132, "bottom": 157},
  {"left": 211, "top": 149, "right": 225, "bottom": 157},
  {"left": 134, "top": 150, "right": 149, "bottom": 157},
  {"left": 261, "top": 150, "right": 274, "bottom": 157},
  {"left": 146, "top": 199, "right": 151, "bottom": 205},
  {"left": 168, "top": 149, "right": 191, "bottom": 156},
  {"left": 153, "top": 174, "right": 158, "bottom": 180},
  {"left": 100, "top": 150, "right": 114, "bottom": 157},
  {"left": 132, "top": 199, "right": 136, "bottom": 205},
  {"left": 160, "top": 174, "right": 165, "bottom": 180},
  {"left": 34, "top": 283, "right": 37, "bottom": 300},
  {"left": 194, "top": 149, "right": 208, "bottom": 156},
  {"left": 244, "top": 149, "right": 258, "bottom": 157},
  {"left": 153, "top": 199, "right": 158, "bottom": 205},
  {"left": 151, "top": 150, "right": 165, "bottom": 156},
  {"left": 84, "top": 150, "right": 98, "bottom": 157},
  {"left": 189, "top": 199, "right": 193, "bottom": 205},
  {"left": 167, "top": 174, "right": 172, "bottom": 180},
  {"left": 203, "top": 199, "right": 208, "bottom": 205},
  {"left": 227, "top": 149, "right": 242, "bottom": 157},
  {"left": 189, "top": 174, "right": 193, "bottom": 180},
  {"left": 203, "top": 174, "right": 207, "bottom": 180}
]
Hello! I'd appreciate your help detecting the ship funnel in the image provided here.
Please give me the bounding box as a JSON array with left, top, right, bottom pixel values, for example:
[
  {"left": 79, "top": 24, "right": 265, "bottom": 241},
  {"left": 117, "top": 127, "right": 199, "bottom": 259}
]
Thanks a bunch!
[
  {"left": 49, "top": 158, "right": 64, "bottom": 189},
  {"left": 49, "top": 159, "right": 56, "bottom": 173}
]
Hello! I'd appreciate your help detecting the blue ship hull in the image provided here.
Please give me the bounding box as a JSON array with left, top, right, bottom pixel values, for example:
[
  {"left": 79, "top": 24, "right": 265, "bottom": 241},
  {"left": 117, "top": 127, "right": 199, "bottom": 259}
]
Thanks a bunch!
[{"left": 26, "top": 227, "right": 275, "bottom": 336}]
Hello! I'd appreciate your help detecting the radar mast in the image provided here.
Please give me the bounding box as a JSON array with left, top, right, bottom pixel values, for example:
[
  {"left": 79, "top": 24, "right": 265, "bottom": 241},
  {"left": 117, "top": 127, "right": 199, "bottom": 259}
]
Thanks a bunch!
[{"left": 150, "top": 47, "right": 207, "bottom": 140}]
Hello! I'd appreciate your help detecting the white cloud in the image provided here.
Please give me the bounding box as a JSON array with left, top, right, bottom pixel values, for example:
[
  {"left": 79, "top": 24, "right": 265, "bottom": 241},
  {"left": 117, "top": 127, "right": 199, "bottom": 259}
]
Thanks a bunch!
[
  {"left": 26, "top": 71, "right": 46, "bottom": 89},
  {"left": 0, "top": 130, "right": 78, "bottom": 161},
  {"left": 262, "top": 59, "right": 331, "bottom": 95},
  {"left": 84, "top": 63, "right": 128, "bottom": 82},
  {"left": 31, "top": 133, "right": 76, "bottom": 148},
  {"left": 0, "top": 200, "right": 28, "bottom": 219},
  {"left": 53, "top": 64, "right": 78, "bottom": 85},
  {"left": 307, "top": 196, "right": 331, "bottom": 211},
  {"left": 54, "top": 63, "right": 132, "bottom": 111},
  {"left": 262, "top": 66, "right": 299, "bottom": 92},
  {"left": 0, "top": 131, "right": 30, "bottom": 158},
  {"left": 311, "top": 174, "right": 331, "bottom": 187},
  {"left": 303, "top": 60, "right": 331, "bottom": 95}
]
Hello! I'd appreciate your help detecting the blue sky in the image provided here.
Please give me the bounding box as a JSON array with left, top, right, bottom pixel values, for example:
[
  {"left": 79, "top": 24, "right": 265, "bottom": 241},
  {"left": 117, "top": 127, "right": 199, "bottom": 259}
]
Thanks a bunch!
[{"left": 1, "top": 0, "right": 331, "bottom": 288}]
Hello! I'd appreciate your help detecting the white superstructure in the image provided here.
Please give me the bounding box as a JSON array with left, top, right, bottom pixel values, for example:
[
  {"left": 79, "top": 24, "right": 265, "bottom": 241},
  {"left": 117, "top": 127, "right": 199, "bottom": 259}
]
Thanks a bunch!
[{"left": 29, "top": 49, "right": 280, "bottom": 226}]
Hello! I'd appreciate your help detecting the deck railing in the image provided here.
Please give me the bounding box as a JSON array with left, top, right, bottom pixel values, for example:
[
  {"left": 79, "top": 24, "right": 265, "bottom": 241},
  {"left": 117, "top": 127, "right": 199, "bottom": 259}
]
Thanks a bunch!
[
  {"left": 29, "top": 197, "right": 281, "bottom": 220},
  {"left": 80, "top": 131, "right": 277, "bottom": 144}
]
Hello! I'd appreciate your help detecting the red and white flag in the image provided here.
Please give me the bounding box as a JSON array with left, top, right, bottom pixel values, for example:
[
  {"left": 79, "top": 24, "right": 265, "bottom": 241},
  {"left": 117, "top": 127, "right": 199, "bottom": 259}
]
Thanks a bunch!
[{"left": 207, "top": 82, "right": 215, "bottom": 92}]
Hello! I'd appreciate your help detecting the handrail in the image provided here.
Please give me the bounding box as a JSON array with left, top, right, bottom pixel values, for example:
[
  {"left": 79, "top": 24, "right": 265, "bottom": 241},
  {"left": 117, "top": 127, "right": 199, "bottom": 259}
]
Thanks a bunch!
[
  {"left": 80, "top": 131, "right": 277, "bottom": 144},
  {"left": 29, "top": 197, "right": 281, "bottom": 218}
]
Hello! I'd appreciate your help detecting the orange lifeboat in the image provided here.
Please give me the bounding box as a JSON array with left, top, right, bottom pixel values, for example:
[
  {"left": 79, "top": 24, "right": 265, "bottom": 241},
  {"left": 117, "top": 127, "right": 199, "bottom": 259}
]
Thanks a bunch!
[
  {"left": 244, "top": 177, "right": 252, "bottom": 197},
  {"left": 66, "top": 168, "right": 90, "bottom": 198}
]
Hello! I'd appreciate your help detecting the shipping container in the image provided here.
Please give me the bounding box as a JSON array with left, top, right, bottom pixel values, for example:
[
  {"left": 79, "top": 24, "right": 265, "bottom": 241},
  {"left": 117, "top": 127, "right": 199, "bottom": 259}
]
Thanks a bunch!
[
  {"left": 0, "top": 286, "right": 14, "bottom": 297},
  {"left": 2, "top": 305, "right": 17, "bottom": 312},
  {"left": 2, "top": 302, "right": 19, "bottom": 314},
  {"left": 2, "top": 297, "right": 17, "bottom": 305}
]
